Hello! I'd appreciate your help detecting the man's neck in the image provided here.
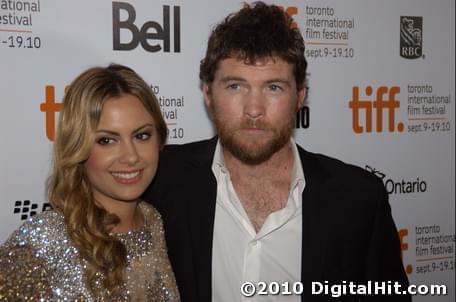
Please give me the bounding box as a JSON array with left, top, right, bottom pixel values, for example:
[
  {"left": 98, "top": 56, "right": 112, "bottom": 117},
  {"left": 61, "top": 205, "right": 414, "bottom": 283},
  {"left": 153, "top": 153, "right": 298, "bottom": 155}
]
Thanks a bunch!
[
  {"left": 223, "top": 142, "right": 294, "bottom": 179},
  {"left": 222, "top": 141, "right": 295, "bottom": 232}
]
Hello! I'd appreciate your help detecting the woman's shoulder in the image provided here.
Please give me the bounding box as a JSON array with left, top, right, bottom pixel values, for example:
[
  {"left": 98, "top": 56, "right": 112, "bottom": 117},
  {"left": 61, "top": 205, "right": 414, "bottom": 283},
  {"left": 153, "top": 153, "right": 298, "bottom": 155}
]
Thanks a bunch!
[
  {"left": 2, "top": 210, "right": 66, "bottom": 250},
  {"left": 139, "top": 201, "right": 162, "bottom": 223},
  {"left": 0, "top": 211, "right": 65, "bottom": 300}
]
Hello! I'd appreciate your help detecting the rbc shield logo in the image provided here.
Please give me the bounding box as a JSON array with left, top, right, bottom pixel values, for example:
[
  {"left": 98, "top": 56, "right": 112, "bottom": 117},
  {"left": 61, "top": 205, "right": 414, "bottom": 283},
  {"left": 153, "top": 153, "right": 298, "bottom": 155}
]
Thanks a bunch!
[{"left": 400, "top": 16, "right": 423, "bottom": 59}]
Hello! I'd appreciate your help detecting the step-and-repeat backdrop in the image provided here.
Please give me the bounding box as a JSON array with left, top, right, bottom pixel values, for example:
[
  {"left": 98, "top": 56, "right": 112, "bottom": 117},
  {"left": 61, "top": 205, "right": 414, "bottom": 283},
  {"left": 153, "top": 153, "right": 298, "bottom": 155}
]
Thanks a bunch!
[{"left": 1, "top": 1, "right": 454, "bottom": 300}]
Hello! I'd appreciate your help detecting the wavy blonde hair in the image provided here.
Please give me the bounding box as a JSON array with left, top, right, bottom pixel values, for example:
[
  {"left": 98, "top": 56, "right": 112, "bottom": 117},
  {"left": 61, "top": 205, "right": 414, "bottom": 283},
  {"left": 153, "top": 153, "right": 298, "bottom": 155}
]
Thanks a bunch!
[{"left": 47, "top": 64, "right": 167, "bottom": 297}]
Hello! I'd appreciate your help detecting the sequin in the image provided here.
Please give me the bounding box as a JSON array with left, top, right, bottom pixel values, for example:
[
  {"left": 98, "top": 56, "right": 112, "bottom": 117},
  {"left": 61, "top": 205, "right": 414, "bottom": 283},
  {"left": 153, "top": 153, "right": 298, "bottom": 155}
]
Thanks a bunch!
[{"left": 0, "top": 203, "right": 180, "bottom": 301}]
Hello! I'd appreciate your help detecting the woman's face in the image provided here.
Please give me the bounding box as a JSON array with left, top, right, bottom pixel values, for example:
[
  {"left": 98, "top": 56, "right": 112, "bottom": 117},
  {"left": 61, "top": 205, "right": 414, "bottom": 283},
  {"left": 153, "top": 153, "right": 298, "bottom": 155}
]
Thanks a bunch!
[{"left": 84, "top": 94, "right": 160, "bottom": 207}]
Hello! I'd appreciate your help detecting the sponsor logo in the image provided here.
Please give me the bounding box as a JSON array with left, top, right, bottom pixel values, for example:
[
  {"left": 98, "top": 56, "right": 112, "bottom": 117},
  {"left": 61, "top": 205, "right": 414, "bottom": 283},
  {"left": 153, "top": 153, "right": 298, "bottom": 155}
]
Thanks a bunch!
[
  {"left": 365, "top": 165, "right": 427, "bottom": 195},
  {"left": 40, "top": 85, "right": 66, "bottom": 141},
  {"left": 278, "top": 6, "right": 298, "bottom": 28},
  {"left": 112, "top": 2, "right": 181, "bottom": 52},
  {"left": 400, "top": 16, "right": 423, "bottom": 59},
  {"left": 398, "top": 228, "right": 414, "bottom": 274},
  {"left": 349, "top": 86, "right": 404, "bottom": 133},
  {"left": 13, "top": 200, "right": 52, "bottom": 220}
]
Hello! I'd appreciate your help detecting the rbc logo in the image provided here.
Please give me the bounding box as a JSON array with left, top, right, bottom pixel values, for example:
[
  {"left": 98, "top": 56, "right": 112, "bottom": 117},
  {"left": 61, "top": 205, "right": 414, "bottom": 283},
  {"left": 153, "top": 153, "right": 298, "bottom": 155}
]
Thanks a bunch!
[
  {"left": 349, "top": 86, "right": 404, "bottom": 134},
  {"left": 400, "top": 16, "right": 423, "bottom": 59},
  {"left": 112, "top": 2, "right": 181, "bottom": 52}
]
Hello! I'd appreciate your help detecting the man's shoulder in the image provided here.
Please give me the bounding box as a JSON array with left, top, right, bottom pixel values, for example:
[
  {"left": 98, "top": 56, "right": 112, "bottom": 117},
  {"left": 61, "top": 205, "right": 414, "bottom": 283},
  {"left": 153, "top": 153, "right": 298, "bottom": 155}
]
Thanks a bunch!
[
  {"left": 163, "top": 137, "right": 215, "bottom": 153},
  {"left": 296, "top": 144, "right": 383, "bottom": 186},
  {"left": 160, "top": 137, "right": 216, "bottom": 164}
]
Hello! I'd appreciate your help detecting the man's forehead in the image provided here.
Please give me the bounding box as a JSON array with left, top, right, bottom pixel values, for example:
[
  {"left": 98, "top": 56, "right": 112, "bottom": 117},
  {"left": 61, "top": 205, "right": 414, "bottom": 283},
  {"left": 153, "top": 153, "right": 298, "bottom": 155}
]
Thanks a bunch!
[
  {"left": 215, "top": 56, "right": 293, "bottom": 76},
  {"left": 223, "top": 54, "right": 286, "bottom": 67}
]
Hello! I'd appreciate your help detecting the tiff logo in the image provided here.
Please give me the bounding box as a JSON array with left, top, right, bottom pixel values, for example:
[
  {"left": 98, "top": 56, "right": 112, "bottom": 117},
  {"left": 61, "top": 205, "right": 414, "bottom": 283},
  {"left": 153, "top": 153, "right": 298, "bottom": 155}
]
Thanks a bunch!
[
  {"left": 278, "top": 6, "right": 298, "bottom": 28},
  {"left": 349, "top": 86, "right": 404, "bottom": 133},
  {"left": 14, "top": 200, "right": 52, "bottom": 220},
  {"left": 398, "top": 228, "right": 413, "bottom": 274},
  {"left": 40, "top": 85, "right": 66, "bottom": 141},
  {"left": 400, "top": 16, "right": 423, "bottom": 59}
]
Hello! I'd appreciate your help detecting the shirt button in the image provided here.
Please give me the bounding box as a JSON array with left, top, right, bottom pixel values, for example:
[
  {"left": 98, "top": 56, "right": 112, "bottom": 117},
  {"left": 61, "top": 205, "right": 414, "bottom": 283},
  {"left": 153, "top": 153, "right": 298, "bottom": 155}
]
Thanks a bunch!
[{"left": 251, "top": 240, "right": 258, "bottom": 246}]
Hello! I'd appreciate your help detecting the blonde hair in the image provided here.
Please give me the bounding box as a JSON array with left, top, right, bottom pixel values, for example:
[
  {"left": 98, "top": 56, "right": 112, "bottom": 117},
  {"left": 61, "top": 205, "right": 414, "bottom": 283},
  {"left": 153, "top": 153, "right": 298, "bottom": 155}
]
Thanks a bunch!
[{"left": 47, "top": 64, "right": 166, "bottom": 297}]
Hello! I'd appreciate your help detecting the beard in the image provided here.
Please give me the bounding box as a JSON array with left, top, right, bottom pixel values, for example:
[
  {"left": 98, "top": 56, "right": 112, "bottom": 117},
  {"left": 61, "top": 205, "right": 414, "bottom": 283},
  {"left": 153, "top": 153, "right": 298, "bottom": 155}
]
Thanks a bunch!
[{"left": 214, "top": 114, "right": 295, "bottom": 165}]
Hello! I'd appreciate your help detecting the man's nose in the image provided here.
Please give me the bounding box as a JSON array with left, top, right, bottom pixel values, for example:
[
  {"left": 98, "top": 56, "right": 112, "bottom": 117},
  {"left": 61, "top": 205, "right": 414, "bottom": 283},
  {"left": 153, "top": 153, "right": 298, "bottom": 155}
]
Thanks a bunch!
[{"left": 244, "top": 89, "right": 265, "bottom": 119}]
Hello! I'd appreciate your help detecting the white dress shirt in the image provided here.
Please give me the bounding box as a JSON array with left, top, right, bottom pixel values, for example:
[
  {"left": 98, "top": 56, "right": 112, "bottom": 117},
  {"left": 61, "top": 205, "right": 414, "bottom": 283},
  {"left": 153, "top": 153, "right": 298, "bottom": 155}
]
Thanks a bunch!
[{"left": 211, "top": 139, "right": 306, "bottom": 302}]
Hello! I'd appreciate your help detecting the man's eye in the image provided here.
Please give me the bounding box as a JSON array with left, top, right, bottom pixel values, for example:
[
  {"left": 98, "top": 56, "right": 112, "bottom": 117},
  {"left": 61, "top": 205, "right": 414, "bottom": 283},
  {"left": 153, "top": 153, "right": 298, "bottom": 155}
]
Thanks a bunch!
[
  {"left": 226, "top": 83, "right": 241, "bottom": 90},
  {"left": 96, "top": 137, "right": 115, "bottom": 145},
  {"left": 135, "top": 132, "right": 151, "bottom": 141},
  {"left": 268, "top": 84, "right": 283, "bottom": 92}
]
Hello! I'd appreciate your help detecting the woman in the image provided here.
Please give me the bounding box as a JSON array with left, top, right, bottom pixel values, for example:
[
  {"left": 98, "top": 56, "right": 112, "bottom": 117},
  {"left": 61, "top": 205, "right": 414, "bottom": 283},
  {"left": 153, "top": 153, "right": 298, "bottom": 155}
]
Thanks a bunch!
[{"left": 0, "top": 64, "right": 179, "bottom": 301}]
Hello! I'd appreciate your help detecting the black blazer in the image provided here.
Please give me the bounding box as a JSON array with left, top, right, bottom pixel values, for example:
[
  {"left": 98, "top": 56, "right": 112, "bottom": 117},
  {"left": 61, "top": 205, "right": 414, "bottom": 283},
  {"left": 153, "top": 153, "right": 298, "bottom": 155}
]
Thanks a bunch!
[{"left": 143, "top": 137, "right": 410, "bottom": 302}]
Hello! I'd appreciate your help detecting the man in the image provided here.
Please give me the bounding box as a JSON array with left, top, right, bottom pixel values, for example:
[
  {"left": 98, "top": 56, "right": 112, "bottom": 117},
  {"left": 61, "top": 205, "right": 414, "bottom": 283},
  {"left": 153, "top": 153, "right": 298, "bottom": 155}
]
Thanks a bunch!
[{"left": 144, "top": 2, "right": 410, "bottom": 301}]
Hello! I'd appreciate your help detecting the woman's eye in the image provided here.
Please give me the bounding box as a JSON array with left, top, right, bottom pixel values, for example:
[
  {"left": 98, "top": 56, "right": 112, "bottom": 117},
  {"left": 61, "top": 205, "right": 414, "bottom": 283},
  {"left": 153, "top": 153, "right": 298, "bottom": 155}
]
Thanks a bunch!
[
  {"left": 135, "top": 132, "right": 151, "bottom": 141},
  {"left": 96, "top": 137, "right": 115, "bottom": 145}
]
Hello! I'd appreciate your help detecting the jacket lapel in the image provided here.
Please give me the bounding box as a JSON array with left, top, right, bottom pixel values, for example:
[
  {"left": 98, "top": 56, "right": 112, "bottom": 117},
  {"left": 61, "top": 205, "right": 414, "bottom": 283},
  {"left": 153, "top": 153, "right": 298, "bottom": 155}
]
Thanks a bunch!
[
  {"left": 298, "top": 146, "right": 331, "bottom": 300},
  {"left": 187, "top": 137, "right": 218, "bottom": 302}
]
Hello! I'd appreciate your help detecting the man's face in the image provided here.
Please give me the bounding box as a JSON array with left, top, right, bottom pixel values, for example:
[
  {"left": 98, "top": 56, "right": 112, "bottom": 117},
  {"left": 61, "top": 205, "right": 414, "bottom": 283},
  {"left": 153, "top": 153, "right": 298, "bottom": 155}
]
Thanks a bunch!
[{"left": 204, "top": 56, "right": 306, "bottom": 165}]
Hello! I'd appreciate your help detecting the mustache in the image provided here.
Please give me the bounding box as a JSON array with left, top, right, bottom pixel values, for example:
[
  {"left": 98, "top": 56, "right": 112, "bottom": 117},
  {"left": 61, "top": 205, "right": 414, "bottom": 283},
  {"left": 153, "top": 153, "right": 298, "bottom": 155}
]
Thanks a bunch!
[{"left": 240, "top": 118, "right": 269, "bottom": 130}]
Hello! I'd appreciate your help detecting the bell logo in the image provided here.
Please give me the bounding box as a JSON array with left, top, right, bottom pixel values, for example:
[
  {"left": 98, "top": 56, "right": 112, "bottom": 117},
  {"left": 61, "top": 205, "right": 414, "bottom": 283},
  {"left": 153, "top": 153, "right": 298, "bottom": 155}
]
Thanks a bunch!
[
  {"left": 349, "top": 86, "right": 404, "bottom": 133},
  {"left": 112, "top": 2, "right": 181, "bottom": 52},
  {"left": 40, "top": 85, "right": 65, "bottom": 141}
]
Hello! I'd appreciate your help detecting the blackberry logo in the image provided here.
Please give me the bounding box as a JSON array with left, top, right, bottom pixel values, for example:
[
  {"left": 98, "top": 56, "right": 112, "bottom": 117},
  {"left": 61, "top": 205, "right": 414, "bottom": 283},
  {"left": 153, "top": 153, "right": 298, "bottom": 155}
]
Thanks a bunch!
[
  {"left": 13, "top": 200, "right": 52, "bottom": 220},
  {"left": 400, "top": 16, "right": 423, "bottom": 59}
]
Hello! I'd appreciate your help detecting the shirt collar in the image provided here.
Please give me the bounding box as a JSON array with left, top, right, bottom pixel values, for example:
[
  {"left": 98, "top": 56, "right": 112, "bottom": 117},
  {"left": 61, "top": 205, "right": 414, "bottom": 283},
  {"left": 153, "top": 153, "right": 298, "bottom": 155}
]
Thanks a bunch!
[{"left": 211, "top": 138, "right": 306, "bottom": 204}]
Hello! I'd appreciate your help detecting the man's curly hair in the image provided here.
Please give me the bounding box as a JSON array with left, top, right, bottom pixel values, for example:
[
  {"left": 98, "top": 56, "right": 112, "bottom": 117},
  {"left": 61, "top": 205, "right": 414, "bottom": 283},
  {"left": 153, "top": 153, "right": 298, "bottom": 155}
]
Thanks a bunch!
[{"left": 199, "top": 1, "right": 307, "bottom": 89}]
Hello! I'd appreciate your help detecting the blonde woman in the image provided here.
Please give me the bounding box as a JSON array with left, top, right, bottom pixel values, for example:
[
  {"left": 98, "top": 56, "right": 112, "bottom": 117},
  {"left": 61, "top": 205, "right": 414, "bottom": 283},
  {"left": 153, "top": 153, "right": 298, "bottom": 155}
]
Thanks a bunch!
[{"left": 0, "top": 64, "right": 179, "bottom": 301}]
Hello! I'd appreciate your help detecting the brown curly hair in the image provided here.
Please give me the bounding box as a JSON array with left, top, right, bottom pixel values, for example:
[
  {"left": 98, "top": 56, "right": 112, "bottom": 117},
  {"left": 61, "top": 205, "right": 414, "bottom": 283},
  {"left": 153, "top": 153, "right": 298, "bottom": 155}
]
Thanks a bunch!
[
  {"left": 199, "top": 1, "right": 307, "bottom": 89},
  {"left": 47, "top": 64, "right": 166, "bottom": 297}
]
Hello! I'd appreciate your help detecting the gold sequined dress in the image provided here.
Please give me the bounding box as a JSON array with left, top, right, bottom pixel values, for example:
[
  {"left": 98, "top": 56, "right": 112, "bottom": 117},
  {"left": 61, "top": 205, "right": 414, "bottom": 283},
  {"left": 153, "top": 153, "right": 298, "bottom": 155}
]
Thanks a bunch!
[{"left": 0, "top": 202, "right": 180, "bottom": 301}]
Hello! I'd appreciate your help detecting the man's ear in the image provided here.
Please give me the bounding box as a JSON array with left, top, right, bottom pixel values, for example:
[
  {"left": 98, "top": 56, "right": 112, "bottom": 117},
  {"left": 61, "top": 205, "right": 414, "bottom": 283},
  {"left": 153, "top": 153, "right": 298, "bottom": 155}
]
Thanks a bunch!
[
  {"left": 202, "top": 83, "right": 212, "bottom": 109},
  {"left": 296, "top": 84, "right": 307, "bottom": 110}
]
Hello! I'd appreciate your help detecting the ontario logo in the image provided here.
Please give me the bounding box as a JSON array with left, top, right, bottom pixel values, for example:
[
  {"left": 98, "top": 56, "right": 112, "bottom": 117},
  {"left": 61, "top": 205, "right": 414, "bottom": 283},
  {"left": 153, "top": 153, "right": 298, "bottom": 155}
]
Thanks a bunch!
[
  {"left": 365, "top": 165, "right": 427, "bottom": 195},
  {"left": 400, "top": 16, "right": 423, "bottom": 59}
]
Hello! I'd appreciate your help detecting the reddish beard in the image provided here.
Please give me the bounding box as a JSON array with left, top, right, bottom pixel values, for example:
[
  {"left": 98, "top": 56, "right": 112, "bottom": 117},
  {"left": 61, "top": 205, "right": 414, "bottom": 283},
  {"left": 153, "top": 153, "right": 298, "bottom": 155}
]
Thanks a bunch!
[{"left": 214, "top": 115, "right": 295, "bottom": 165}]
